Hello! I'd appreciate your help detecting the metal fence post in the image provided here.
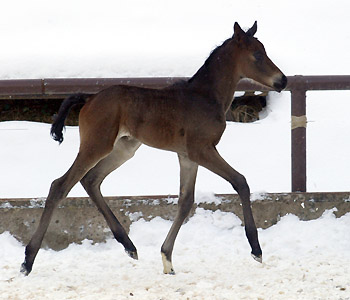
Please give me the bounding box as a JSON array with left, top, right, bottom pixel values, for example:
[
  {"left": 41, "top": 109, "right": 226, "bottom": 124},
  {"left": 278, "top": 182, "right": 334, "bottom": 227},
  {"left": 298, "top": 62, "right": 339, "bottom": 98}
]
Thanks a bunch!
[{"left": 291, "top": 85, "right": 307, "bottom": 192}]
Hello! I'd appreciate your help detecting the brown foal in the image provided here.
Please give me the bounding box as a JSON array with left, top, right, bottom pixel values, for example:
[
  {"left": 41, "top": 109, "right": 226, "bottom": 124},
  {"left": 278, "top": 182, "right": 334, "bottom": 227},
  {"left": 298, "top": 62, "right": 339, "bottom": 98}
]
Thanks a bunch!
[{"left": 21, "top": 21, "right": 287, "bottom": 276}]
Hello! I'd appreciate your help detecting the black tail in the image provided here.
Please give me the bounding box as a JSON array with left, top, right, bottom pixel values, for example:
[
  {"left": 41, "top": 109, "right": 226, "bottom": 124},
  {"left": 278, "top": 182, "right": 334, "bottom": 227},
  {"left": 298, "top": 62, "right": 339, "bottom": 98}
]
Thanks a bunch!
[{"left": 51, "top": 93, "right": 91, "bottom": 143}]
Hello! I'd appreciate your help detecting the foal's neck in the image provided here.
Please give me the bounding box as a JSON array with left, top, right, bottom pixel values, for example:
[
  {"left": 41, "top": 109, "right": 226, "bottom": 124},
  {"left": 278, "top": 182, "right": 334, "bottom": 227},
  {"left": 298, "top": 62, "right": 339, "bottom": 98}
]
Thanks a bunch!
[{"left": 187, "top": 41, "right": 241, "bottom": 113}]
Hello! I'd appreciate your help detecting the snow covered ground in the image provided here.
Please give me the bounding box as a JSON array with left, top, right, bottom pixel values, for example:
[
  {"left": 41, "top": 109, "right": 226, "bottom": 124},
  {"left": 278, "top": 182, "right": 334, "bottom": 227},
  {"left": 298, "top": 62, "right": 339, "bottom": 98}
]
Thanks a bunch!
[
  {"left": 1, "top": 0, "right": 350, "bottom": 299},
  {"left": 1, "top": 209, "right": 349, "bottom": 299}
]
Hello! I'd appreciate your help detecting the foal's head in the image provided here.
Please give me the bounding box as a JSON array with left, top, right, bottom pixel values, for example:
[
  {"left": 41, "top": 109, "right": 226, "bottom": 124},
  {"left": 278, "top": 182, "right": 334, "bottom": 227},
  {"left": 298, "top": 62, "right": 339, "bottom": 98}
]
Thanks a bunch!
[{"left": 234, "top": 21, "right": 287, "bottom": 92}]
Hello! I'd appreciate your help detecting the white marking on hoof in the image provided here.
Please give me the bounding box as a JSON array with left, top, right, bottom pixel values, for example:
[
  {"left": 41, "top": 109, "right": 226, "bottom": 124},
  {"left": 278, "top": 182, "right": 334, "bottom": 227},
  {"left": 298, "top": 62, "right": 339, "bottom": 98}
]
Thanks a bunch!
[
  {"left": 251, "top": 253, "right": 263, "bottom": 263},
  {"left": 161, "top": 252, "right": 175, "bottom": 275}
]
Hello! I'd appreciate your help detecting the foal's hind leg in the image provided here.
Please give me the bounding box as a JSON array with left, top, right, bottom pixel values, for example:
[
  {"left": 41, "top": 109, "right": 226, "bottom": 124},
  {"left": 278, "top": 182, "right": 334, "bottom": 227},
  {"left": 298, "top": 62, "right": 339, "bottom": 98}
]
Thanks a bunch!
[
  {"left": 161, "top": 154, "right": 198, "bottom": 274},
  {"left": 80, "top": 137, "right": 141, "bottom": 259},
  {"left": 21, "top": 142, "right": 114, "bottom": 276}
]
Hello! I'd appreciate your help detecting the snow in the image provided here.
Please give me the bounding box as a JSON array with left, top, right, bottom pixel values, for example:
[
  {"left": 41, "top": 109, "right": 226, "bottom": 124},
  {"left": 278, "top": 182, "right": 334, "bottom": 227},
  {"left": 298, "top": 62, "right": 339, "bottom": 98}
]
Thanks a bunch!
[
  {"left": 1, "top": 209, "right": 350, "bottom": 299},
  {"left": 1, "top": 0, "right": 350, "bottom": 298},
  {"left": 0, "top": 0, "right": 350, "bottom": 78}
]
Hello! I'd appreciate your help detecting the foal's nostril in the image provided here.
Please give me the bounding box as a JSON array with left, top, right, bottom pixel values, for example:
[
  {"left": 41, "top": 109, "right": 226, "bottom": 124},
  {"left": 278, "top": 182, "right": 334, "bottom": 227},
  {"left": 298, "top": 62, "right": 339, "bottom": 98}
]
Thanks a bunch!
[{"left": 273, "top": 74, "right": 288, "bottom": 92}]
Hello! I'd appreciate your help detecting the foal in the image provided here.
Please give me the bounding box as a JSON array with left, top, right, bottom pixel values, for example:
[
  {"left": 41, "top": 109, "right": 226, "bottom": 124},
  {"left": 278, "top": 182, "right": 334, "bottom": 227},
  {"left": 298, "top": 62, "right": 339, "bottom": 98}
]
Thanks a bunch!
[{"left": 21, "top": 21, "right": 287, "bottom": 275}]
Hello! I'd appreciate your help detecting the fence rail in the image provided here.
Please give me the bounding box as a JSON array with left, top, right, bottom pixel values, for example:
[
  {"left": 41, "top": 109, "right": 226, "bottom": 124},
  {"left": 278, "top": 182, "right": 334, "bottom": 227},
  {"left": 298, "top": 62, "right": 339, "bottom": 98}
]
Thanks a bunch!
[
  {"left": 0, "top": 77, "right": 273, "bottom": 99},
  {"left": 1, "top": 75, "right": 350, "bottom": 192}
]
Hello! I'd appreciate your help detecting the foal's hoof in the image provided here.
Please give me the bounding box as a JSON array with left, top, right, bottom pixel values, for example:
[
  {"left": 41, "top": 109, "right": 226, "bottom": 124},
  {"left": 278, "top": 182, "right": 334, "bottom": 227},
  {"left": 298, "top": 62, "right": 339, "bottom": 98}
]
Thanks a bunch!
[
  {"left": 251, "top": 253, "right": 262, "bottom": 263},
  {"left": 164, "top": 269, "right": 176, "bottom": 275},
  {"left": 125, "top": 249, "right": 138, "bottom": 260},
  {"left": 20, "top": 262, "right": 31, "bottom": 276},
  {"left": 161, "top": 253, "right": 175, "bottom": 275}
]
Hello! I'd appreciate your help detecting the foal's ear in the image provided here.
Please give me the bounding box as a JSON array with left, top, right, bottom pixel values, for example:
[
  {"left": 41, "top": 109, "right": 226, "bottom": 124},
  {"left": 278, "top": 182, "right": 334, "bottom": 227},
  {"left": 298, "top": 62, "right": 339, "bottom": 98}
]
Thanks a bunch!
[
  {"left": 246, "top": 21, "right": 257, "bottom": 37},
  {"left": 233, "top": 22, "right": 246, "bottom": 42}
]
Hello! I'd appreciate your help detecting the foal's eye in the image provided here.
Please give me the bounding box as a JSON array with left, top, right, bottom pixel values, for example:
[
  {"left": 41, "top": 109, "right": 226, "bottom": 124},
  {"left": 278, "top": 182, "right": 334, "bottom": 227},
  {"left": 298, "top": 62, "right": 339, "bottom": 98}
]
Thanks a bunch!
[{"left": 254, "top": 51, "right": 263, "bottom": 61}]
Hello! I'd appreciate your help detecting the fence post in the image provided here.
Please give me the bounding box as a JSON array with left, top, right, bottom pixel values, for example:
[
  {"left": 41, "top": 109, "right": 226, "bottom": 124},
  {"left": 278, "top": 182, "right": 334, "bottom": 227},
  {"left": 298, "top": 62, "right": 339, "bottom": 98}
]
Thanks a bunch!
[{"left": 291, "top": 83, "right": 307, "bottom": 192}]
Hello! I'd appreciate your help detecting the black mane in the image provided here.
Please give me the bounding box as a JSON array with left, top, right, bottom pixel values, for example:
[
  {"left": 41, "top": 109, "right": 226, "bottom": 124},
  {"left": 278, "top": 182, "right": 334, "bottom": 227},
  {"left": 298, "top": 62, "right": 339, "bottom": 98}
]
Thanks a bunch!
[
  {"left": 203, "top": 38, "right": 233, "bottom": 67},
  {"left": 167, "top": 37, "right": 235, "bottom": 89},
  {"left": 188, "top": 37, "right": 234, "bottom": 84}
]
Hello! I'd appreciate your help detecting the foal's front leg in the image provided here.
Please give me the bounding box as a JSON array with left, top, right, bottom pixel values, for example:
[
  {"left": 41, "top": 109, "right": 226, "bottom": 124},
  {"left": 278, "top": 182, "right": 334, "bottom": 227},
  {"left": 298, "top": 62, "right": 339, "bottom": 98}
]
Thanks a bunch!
[
  {"left": 161, "top": 154, "right": 198, "bottom": 274},
  {"left": 189, "top": 145, "right": 262, "bottom": 262}
]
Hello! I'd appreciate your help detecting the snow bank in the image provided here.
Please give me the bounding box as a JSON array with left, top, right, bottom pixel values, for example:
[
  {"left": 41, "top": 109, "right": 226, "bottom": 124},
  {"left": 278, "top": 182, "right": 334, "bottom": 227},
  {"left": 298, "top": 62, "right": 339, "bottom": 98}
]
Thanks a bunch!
[{"left": 0, "top": 0, "right": 349, "bottom": 79}]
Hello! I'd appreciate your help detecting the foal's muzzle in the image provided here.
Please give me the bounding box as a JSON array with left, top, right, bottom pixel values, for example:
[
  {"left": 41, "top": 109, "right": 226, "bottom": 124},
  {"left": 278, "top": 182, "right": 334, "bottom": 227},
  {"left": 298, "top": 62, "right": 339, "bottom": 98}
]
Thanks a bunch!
[{"left": 273, "top": 74, "right": 288, "bottom": 92}]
